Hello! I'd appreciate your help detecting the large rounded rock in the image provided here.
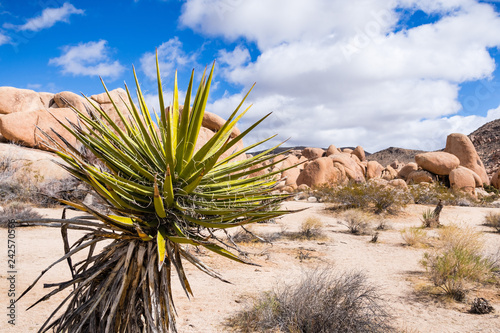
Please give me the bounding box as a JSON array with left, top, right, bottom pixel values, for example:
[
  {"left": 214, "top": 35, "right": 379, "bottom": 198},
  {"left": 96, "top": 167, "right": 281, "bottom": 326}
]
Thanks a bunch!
[
  {"left": 382, "top": 165, "right": 398, "bottom": 180},
  {"left": 389, "top": 178, "right": 408, "bottom": 191},
  {"left": 0, "top": 142, "right": 70, "bottom": 181},
  {"left": 302, "top": 147, "right": 325, "bottom": 160},
  {"left": 491, "top": 169, "right": 500, "bottom": 189},
  {"left": 0, "top": 108, "right": 79, "bottom": 150},
  {"left": 397, "top": 162, "right": 418, "bottom": 180},
  {"left": 90, "top": 88, "right": 128, "bottom": 104},
  {"left": 282, "top": 167, "right": 301, "bottom": 189},
  {"left": 352, "top": 146, "right": 366, "bottom": 161},
  {"left": 366, "top": 160, "right": 384, "bottom": 180},
  {"left": 329, "top": 153, "right": 365, "bottom": 182},
  {"left": 406, "top": 170, "right": 434, "bottom": 184},
  {"left": 296, "top": 157, "right": 341, "bottom": 188},
  {"left": 449, "top": 166, "right": 477, "bottom": 196},
  {"left": 0, "top": 87, "right": 44, "bottom": 114},
  {"left": 54, "top": 91, "right": 89, "bottom": 112},
  {"left": 415, "top": 151, "right": 460, "bottom": 175},
  {"left": 39, "top": 92, "right": 55, "bottom": 108},
  {"left": 444, "top": 133, "right": 489, "bottom": 185},
  {"left": 326, "top": 144, "right": 339, "bottom": 156}
]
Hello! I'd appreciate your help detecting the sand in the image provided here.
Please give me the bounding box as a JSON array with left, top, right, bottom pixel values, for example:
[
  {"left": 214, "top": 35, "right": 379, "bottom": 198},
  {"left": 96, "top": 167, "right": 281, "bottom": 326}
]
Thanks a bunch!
[{"left": 1, "top": 202, "right": 499, "bottom": 333}]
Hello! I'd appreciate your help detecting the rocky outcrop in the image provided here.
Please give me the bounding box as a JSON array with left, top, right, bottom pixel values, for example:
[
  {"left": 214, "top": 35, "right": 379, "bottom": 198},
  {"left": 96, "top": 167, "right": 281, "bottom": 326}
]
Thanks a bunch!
[
  {"left": 415, "top": 152, "right": 460, "bottom": 176},
  {"left": 469, "top": 118, "right": 500, "bottom": 176},
  {"left": 0, "top": 87, "right": 245, "bottom": 162},
  {"left": 0, "top": 108, "right": 79, "bottom": 150},
  {"left": 0, "top": 142, "right": 71, "bottom": 182},
  {"left": 444, "top": 133, "right": 489, "bottom": 185},
  {"left": 329, "top": 153, "right": 365, "bottom": 182}
]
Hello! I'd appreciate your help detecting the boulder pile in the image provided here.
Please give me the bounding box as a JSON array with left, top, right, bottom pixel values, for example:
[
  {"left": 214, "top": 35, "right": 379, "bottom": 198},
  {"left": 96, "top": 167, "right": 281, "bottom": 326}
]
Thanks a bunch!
[
  {"left": 0, "top": 86, "right": 244, "bottom": 181},
  {"left": 268, "top": 134, "right": 495, "bottom": 197}
]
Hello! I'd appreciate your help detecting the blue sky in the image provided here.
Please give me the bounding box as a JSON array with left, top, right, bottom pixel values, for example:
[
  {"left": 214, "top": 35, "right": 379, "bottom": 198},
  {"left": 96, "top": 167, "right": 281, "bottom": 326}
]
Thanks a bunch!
[{"left": 1, "top": 0, "right": 500, "bottom": 153}]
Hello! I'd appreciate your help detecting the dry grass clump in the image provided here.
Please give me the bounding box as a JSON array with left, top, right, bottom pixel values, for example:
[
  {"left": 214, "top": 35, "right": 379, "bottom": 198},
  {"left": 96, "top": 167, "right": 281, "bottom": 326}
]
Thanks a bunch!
[
  {"left": 299, "top": 217, "right": 324, "bottom": 239},
  {"left": 421, "top": 224, "right": 498, "bottom": 301},
  {"left": 339, "top": 209, "right": 373, "bottom": 235},
  {"left": 226, "top": 269, "right": 395, "bottom": 333},
  {"left": 400, "top": 228, "right": 429, "bottom": 247},
  {"left": 0, "top": 202, "right": 42, "bottom": 226},
  {"left": 484, "top": 212, "right": 500, "bottom": 232}
]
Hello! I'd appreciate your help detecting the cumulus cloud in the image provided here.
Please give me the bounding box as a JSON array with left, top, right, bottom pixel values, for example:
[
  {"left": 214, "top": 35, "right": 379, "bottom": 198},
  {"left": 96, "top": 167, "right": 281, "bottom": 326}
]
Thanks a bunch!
[
  {"left": 218, "top": 45, "right": 250, "bottom": 69},
  {"left": 49, "top": 40, "right": 125, "bottom": 79},
  {"left": 182, "top": 0, "right": 500, "bottom": 152},
  {"left": 140, "top": 37, "right": 197, "bottom": 80},
  {"left": 3, "top": 2, "right": 83, "bottom": 32}
]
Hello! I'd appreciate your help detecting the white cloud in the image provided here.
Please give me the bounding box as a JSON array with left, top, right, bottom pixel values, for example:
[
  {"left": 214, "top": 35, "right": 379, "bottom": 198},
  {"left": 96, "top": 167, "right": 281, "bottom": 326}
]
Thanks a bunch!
[
  {"left": 182, "top": 0, "right": 500, "bottom": 152},
  {"left": 49, "top": 40, "right": 125, "bottom": 79},
  {"left": 218, "top": 45, "right": 250, "bottom": 69},
  {"left": 140, "top": 37, "right": 196, "bottom": 80},
  {"left": 3, "top": 2, "right": 83, "bottom": 32},
  {"left": 0, "top": 32, "right": 9, "bottom": 45}
]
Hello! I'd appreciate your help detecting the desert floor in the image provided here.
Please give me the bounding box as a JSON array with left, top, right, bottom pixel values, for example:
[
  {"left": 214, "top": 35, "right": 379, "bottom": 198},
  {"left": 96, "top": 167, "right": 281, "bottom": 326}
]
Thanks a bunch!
[{"left": 1, "top": 201, "right": 500, "bottom": 333}]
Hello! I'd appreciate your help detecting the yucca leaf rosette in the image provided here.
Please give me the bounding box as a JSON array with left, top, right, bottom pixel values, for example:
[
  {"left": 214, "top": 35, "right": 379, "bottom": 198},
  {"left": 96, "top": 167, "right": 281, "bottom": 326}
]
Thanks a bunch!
[{"left": 19, "top": 56, "right": 296, "bottom": 333}]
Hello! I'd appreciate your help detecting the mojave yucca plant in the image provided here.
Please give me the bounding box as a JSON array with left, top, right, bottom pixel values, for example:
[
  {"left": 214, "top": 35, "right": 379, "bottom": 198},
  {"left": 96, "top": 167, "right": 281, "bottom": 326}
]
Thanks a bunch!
[{"left": 18, "top": 56, "right": 296, "bottom": 332}]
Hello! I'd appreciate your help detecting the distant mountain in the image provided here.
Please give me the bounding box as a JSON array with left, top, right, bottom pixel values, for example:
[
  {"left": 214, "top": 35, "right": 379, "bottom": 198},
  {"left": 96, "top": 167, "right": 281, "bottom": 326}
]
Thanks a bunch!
[
  {"left": 469, "top": 118, "right": 500, "bottom": 175},
  {"left": 366, "top": 147, "right": 425, "bottom": 167}
]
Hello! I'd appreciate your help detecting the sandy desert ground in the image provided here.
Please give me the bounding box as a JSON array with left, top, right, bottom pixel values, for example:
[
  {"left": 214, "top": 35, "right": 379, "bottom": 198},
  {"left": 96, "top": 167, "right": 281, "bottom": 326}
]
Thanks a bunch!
[{"left": 1, "top": 201, "right": 500, "bottom": 333}]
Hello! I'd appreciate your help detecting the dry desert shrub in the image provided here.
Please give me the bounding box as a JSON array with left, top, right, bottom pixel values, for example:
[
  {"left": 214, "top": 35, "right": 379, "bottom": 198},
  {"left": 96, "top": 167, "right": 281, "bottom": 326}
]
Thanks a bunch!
[
  {"left": 0, "top": 152, "right": 86, "bottom": 207},
  {"left": 0, "top": 202, "right": 42, "bottom": 226},
  {"left": 317, "top": 181, "right": 412, "bottom": 214},
  {"left": 226, "top": 269, "right": 395, "bottom": 333},
  {"left": 421, "top": 224, "right": 497, "bottom": 301},
  {"left": 484, "top": 212, "right": 500, "bottom": 232},
  {"left": 231, "top": 227, "right": 281, "bottom": 244},
  {"left": 339, "top": 209, "right": 373, "bottom": 235},
  {"left": 400, "top": 227, "right": 428, "bottom": 247},
  {"left": 409, "top": 182, "right": 476, "bottom": 206}
]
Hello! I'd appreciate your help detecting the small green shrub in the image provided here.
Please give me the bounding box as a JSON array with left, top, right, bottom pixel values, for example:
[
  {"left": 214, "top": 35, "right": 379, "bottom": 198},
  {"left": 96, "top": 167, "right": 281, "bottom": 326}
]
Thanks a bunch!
[
  {"left": 421, "top": 225, "right": 497, "bottom": 301},
  {"left": 409, "top": 182, "right": 476, "bottom": 206},
  {"left": 484, "top": 212, "right": 500, "bottom": 232},
  {"left": 226, "top": 269, "right": 394, "bottom": 333},
  {"left": 483, "top": 183, "right": 499, "bottom": 196},
  {"left": 400, "top": 228, "right": 428, "bottom": 247},
  {"left": 420, "top": 208, "right": 441, "bottom": 228},
  {"left": 339, "top": 209, "right": 373, "bottom": 235}
]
